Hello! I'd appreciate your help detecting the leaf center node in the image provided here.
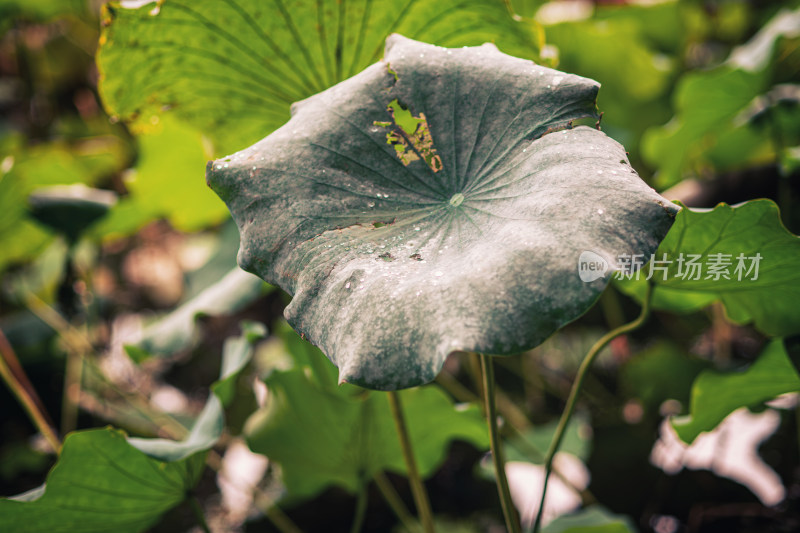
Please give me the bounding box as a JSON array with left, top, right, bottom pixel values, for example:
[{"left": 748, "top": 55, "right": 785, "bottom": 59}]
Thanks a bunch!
[{"left": 448, "top": 193, "right": 465, "bottom": 207}]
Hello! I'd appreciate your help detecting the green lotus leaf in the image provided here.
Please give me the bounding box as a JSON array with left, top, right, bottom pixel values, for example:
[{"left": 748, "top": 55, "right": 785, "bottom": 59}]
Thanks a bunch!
[
  {"left": 207, "top": 35, "right": 679, "bottom": 390},
  {"left": 0, "top": 428, "right": 206, "bottom": 533},
  {"left": 642, "top": 7, "right": 800, "bottom": 188},
  {"left": 97, "top": 0, "right": 542, "bottom": 156},
  {"left": 672, "top": 339, "right": 800, "bottom": 443},
  {"left": 245, "top": 368, "right": 489, "bottom": 499},
  {"left": 615, "top": 200, "right": 800, "bottom": 337}
]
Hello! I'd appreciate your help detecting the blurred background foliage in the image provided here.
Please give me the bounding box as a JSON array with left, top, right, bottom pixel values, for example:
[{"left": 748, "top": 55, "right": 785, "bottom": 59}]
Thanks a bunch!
[{"left": 0, "top": 0, "right": 799, "bottom": 532}]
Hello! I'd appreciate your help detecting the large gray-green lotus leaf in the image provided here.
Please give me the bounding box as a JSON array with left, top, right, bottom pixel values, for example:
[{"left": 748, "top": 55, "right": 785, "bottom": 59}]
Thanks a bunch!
[{"left": 207, "top": 35, "right": 679, "bottom": 390}]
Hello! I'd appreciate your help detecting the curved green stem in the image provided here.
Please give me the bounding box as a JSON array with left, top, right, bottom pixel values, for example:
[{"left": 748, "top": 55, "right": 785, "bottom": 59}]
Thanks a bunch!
[
  {"left": 533, "top": 283, "right": 654, "bottom": 533},
  {"left": 480, "top": 354, "right": 521, "bottom": 533},
  {"left": 387, "top": 390, "right": 435, "bottom": 533}
]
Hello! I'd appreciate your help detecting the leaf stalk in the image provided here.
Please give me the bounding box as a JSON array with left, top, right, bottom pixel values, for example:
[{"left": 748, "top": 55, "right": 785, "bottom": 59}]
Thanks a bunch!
[
  {"left": 480, "top": 353, "right": 521, "bottom": 533},
  {"left": 387, "top": 390, "right": 436, "bottom": 533},
  {"left": 532, "top": 282, "right": 654, "bottom": 532}
]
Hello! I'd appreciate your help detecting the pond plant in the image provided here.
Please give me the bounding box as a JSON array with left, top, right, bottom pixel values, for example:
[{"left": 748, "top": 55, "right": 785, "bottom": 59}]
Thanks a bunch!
[
  {"left": 1, "top": 2, "right": 799, "bottom": 533},
  {"left": 206, "top": 33, "right": 679, "bottom": 533}
]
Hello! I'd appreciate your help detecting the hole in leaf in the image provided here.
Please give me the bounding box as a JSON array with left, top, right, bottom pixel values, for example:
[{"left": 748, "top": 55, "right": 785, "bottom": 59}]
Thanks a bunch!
[
  {"left": 371, "top": 218, "right": 395, "bottom": 229},
  {"left": 372, "top": 99, "right": 443, "bottom": 173}
]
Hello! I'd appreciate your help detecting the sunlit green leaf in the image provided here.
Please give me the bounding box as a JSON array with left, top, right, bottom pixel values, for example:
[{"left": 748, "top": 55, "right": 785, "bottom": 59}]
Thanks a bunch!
[
  {"left": 642, "top": 66, "right": 765, "bottom": 187},
  {"left": 208, "top": 35, "right": 678, "bottom": 390},
  {"left": 616, "top": 200, "right": 800, "bottom": 337},
  {"left": 642, "top": 7, "right": 800, "bottom": 187},
  {"left": 545, "top": 14, "right": 674, "bottom": 101},
  {"left": 672, "top": 339, "right": 800, "bottom": 443},
  {"left": 93, "top": 116, "right": 229, "bottom": 237},
  {"left": 542, "top": 2, "right": 678, "bottom": 151},
  {"left": 97, "top": 0, "right": 542, "bottom": 155}
]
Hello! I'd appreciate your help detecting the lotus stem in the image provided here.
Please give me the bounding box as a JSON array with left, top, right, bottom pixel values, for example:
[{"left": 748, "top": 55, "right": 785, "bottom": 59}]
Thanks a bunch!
[
  {"left": 387, "top": 390, "right": 435, "bottom": 533},
  {"left": 479, "top": 353, "right": 521, "bottom": 533},
  {"left": 532, "top": 282, "right": 654, "bottom": 533},
  {"left": 0, "top": 329, "right": 61, "bottom": 453}
]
